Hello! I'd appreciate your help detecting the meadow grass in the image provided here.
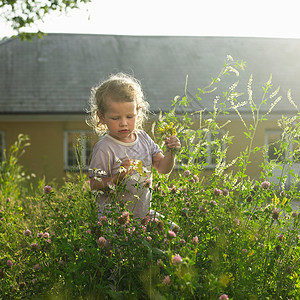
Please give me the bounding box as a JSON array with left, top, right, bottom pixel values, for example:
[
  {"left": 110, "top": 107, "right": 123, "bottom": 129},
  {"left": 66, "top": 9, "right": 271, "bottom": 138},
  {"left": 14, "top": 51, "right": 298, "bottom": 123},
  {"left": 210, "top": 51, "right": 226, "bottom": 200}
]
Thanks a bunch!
[{"left": 1, "top": 57, "right": 300, "bottom": 299}]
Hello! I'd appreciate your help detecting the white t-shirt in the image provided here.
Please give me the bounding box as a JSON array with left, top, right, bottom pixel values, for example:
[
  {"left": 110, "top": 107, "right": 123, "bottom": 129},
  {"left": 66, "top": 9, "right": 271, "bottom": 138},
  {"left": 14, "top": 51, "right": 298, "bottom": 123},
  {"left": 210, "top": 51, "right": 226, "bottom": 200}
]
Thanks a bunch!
[{"left": 89, "top": 130, "right": 162, "bottom": 218}]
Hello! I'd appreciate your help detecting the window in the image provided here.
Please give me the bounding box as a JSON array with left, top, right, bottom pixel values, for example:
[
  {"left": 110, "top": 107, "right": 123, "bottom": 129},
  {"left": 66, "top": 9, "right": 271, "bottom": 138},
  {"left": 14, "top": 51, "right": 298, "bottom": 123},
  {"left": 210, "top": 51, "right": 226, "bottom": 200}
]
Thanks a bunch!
[
  {"left": 0, "top": 131, "right": 5, "bottom": 162},
  {"left": 266, "top": 130, "right": 285, "bottom": 162},
  {"left": 64, "top": 131, "right": 98, "bottom": 171},
  {"left": 200, "top": 131, "right": 226, "bottom": 168},
  {"left": 179, "top": 130, "right": 226, "bottom": 169}
]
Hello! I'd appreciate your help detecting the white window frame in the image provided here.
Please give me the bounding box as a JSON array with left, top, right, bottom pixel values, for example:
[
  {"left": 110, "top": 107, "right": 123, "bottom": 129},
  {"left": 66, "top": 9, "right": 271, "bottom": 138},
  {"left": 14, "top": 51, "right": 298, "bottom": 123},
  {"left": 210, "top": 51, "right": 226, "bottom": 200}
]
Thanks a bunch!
[
  {"left": 203, "top": 130, "right": 226, "bottom": 169},
  {"left": 265, "top": 129, "right": 285, "bottom": 163},
  {"left": 64, "top": 130, "right": 96, "bottom": 171},
  {"left": 265, "top": 129, "right": 300, "bottom": 164},
  {"left": 178, "top": 130, "right": 226, "bottom": 169}
]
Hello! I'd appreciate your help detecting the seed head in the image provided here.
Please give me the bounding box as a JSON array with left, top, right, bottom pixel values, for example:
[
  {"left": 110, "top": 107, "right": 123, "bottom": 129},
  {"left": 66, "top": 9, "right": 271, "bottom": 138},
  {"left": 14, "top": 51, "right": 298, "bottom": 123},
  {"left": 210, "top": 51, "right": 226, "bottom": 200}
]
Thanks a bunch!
[
  {"left": 24, "top": 229, "right": 32, "bottom": 236},
  {"left": 43, "top": 185, "right": 53, "bottom": 194}
]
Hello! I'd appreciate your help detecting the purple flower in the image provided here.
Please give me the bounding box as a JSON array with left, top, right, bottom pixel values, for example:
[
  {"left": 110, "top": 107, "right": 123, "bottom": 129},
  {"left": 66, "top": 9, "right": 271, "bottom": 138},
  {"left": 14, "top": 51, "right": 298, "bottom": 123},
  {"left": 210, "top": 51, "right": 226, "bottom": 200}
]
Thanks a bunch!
[
  {"left": 219, "top": 294, "right": 229, "bottom": 300},
  {"left": 141, "top": 215, "right": 150, "bottom": 226},
  {"left": 193, "top": 175, "right": 199, "bottom": 183},
  {"left": 210, "top": 200, "right": 217, "bottom": 206},
  {"left": 33, "top": 264, "right": 41, "bottom": 271},
  {"left": 31, "top": 243, "right": 39, "bottom": 250},
  {"left": 43, "top": 232, "right": 50, "bottom": 239},
  {"left": 261, "top": 181, "right": 271, "bottom": 189},
  {"left": 183, "top": 170, "right": 191, "bottom": 176},
  {"left": 192, "top": 236, "right": 199, "bottom": 245},
  {"left": 6, "top": 260, "right": 13, "bottom": 267},
  {"left": 162, "top": 275, "right": 171, "bottom": 285},
  {"left": 98, "top": 236, "right": 107, "bottom": 248},
  {"left": 43, "top": 185, "right": 53, "bottom": 194},
  {"left": 172, "top": 254, "right": 183, "bottom": 264},
  {"left": 24, "top": 229, "right": 32, "bottom": 236},
  {"left": 214, "top": 188, "right": 222, "bottom": 196},
  {"left": 168, "top": 230, "right": 176, "bottom": 239},
  {"left": 222, "top": 189, "right": 229, "bottom": 196},
  {"left": 292, "top": 211, "right": 298, "bottom": 217},
  {"left": 118, "top": 211, "right": 130, "bottom": 225}
]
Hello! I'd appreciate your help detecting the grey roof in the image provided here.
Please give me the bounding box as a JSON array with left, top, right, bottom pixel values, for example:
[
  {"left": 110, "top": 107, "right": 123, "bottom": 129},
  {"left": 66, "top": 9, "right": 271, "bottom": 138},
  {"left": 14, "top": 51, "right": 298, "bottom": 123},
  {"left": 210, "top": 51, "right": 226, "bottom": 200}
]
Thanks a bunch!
[{"left": 1, "top": 34, "right": 300, "bottom": 115}]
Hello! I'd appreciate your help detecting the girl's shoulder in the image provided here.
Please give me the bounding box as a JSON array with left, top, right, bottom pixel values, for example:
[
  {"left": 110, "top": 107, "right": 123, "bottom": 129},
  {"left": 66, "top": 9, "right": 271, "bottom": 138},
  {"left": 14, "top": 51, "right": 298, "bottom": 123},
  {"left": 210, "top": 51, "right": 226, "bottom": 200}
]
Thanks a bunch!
[
  {"left": 136, "top": 130, "right": 159, "bottom": 148},
  {"left": 92, "top": 135, "right": 112, "bottom": 151},
  {"left": 136, "top": 130, "right": 151, "bottom": 140}
]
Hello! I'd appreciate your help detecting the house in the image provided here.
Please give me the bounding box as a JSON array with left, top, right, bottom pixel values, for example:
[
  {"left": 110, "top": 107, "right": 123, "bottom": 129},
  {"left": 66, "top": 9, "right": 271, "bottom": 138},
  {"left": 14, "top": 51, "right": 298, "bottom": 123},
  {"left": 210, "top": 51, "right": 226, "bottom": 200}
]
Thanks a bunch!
[{"left": 1, "top": 34, "right": 300, "bottom": 185}]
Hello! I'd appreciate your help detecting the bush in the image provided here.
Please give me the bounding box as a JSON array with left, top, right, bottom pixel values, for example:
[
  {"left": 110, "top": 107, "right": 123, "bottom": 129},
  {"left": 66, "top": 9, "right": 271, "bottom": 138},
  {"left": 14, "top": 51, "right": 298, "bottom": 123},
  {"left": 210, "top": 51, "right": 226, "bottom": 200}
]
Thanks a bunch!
[{"left": 1, "top": 57, "right": 300, "bottom": 299}]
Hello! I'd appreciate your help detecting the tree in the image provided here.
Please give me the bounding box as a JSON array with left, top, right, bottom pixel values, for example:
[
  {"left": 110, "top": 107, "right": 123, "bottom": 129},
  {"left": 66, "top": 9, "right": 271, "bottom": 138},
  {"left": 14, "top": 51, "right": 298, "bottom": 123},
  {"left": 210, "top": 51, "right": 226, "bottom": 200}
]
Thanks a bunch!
[{"left": 0, "top": 0, "right": 92, "bottom": 40}]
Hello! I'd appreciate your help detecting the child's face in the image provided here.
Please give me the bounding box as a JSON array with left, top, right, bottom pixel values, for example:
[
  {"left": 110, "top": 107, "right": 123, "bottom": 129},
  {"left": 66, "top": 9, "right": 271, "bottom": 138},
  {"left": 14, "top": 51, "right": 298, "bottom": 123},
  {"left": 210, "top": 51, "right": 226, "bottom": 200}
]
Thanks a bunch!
[{"left": 99, "top": 97, "right": 138, "bottom": 143}]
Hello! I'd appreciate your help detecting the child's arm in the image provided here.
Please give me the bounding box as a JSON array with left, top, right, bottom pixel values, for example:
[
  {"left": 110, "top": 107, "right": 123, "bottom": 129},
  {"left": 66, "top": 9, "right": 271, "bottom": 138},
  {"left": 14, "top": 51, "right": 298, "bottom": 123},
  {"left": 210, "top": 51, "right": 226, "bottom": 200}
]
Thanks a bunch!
[
  {"left": 90, "top": 159, "right": 133, "bottom": 190},
  {"left": 152, "top": 135, "right": 181, "bottom": 174}
]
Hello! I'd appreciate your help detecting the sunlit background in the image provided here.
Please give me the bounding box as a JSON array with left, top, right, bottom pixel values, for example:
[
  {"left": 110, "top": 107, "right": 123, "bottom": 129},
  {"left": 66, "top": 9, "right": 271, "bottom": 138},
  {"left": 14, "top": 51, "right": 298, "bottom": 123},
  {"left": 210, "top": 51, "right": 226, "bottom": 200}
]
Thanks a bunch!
[{"left": 1, "top": 0, "right": 300, "bottom": 39}]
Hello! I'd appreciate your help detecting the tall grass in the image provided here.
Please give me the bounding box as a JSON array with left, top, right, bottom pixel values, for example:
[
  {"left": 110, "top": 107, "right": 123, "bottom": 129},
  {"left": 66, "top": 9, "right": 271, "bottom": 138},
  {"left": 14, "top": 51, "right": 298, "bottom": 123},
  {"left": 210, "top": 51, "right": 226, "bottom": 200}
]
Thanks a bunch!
[{"left": 1, "top": 57, "right": 300, "bottom": 299}]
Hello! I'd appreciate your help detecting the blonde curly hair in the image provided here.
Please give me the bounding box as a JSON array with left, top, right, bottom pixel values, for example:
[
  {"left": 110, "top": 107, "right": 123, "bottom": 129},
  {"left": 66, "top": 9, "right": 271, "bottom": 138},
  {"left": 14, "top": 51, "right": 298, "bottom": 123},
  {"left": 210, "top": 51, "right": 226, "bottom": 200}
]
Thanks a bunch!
[{"left": 86, "top": 73, "right": 149, "bottom": 135}]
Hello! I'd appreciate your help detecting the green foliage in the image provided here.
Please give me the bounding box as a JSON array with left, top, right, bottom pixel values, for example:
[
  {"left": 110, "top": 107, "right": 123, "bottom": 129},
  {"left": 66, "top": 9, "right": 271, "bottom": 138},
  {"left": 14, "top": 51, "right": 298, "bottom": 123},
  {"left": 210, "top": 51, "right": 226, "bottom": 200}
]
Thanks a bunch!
[
  {"left": 0, "top": 0, "right": 92, "bottom": 40},
  {"left": 1, "top": 57, "right": 300, "bottom": 299}
]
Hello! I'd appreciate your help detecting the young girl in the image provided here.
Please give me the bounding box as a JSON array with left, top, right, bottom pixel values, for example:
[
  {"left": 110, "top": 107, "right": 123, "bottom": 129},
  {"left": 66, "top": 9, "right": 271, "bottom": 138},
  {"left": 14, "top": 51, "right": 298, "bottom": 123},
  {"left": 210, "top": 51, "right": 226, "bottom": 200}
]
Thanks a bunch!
[{"left": 86, "top": 73, "right": 181, "bottom": 218}]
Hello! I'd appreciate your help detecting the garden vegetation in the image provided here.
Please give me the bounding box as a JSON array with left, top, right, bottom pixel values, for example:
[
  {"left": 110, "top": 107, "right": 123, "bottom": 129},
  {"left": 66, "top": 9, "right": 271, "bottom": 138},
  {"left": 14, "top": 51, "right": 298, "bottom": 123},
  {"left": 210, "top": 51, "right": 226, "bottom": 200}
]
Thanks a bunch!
[{"left": 1, "top": 57, "right": 300, "bottom": 299}]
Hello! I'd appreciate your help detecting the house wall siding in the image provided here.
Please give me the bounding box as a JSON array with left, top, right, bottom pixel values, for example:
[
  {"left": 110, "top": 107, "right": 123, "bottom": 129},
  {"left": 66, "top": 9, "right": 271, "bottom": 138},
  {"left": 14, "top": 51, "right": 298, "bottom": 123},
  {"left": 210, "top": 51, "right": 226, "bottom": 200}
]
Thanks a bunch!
[
  {"left": 0, "top": 116, "right": 290, "bottom": 185},
  {"left": 0, "top": 119, "right": 91, "bottom": 181}
]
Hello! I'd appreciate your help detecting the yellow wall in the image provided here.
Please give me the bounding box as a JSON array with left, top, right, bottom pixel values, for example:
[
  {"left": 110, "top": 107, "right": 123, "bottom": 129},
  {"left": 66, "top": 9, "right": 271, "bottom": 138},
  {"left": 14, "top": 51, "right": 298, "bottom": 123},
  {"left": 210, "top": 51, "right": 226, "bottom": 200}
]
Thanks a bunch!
[
  {"left": 221, "top": 118, "right": 279, "bottom": 181},
  {"left": 0, "top": 115, "right": 282, "bottom": 184},
  {"left": 0, "top": 117, "right": 92, "bottom": 183}
]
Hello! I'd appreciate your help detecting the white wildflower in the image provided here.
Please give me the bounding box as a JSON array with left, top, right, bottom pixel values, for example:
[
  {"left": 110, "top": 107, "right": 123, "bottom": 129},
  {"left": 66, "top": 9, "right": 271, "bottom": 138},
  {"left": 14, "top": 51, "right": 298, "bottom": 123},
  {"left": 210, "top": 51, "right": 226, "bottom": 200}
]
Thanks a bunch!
[
  {"left": 266, "top": 74, "right": 272, "bottom": 86},
  {"left": 247, "top": 75, "right": 254, "bottom": 105},
  {"left": 269, "top": 86, "right": 280, "bottom": 99},
  {"left": 230, "top": 101, "right": 248, "bottom": 110},
  {"left": 107, "top": 183, "right": 116, "bottom": 191},
  {"left": 264, "top": 96, "right": 282, "bottom": 116},
  {"left": 226, "top": 66, "right": 239, "bottom": 77},
  {"left": 118, "top": 166, "right": 127, "bottom": 173},
  {"left": 219, "top": 120, "right": 232, "bottom": 129},
  {"left": 287, "top": 89, "right": 299, "bottom": 112},
  {"left": 229, "top": 81, "right": 239, "bottom": 91},
  {"left": 227, "top": 55, "right": 234, "bottom": 61},
  {"left": 115, "top": 157, "right": 122, "bottom": 164}
]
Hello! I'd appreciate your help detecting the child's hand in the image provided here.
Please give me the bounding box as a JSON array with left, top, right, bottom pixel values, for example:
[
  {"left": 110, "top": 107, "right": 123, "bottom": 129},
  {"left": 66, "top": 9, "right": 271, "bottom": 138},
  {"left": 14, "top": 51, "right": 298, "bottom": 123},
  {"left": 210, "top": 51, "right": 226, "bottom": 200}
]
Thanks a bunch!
[
  {"left": 165, "top": 135, "right": 181, "bottom": 152},
  {"left": 119, "top": 159, "right": 134, "bottom": 179},
  {"left": 121, "top": 159, "right": 133, "bottom": 171}
]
